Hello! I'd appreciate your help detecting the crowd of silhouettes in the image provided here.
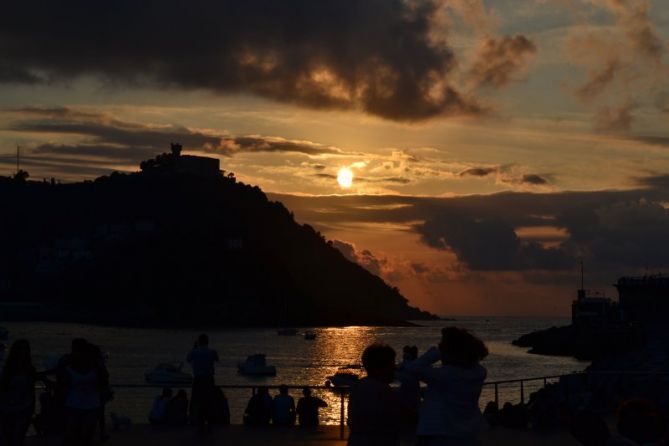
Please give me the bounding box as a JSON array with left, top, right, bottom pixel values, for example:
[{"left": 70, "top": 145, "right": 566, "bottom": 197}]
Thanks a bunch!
[
  {"left": 5, "top": 328, "right": 669, "bottom": 446},
  {"left": 347, "top": 327, "right": 491, "bottom": 446},
  {"left": 243, "top": 385, "right": 327, "bottom": 428},
  {"left": 0, "top": 337, "right": 111, "bottom": 446}
]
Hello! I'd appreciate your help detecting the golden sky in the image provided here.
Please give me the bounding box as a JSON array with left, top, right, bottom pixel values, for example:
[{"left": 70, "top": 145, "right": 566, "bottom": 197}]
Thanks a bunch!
[{"left": 1, "top": 0, "right": 668, "bottom": 315}]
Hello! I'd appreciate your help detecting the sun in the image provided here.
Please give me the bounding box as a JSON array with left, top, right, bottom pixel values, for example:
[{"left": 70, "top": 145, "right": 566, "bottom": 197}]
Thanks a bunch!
[{"left": 337, "top": 167, "right": 354, "bottom": 188}]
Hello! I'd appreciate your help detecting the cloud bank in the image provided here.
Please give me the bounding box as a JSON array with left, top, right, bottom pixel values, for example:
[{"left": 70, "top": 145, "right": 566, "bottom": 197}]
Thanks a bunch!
[{"left": 0, "top": 0, "right": 536, "bottom": 121}]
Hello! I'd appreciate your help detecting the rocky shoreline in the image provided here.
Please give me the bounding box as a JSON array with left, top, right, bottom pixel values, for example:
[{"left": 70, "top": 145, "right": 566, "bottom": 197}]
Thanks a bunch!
[{"left": 512, "top": 324, "right": 646, "bottom": 361}]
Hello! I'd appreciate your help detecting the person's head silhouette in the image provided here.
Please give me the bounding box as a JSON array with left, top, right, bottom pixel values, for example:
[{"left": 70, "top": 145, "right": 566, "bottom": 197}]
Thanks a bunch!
[{"left": 362, "top": 343, "right": 396, "bottom": 383}]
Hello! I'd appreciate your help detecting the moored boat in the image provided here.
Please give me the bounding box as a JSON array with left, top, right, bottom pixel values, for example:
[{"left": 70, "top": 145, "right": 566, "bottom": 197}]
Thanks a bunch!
[
  {"left": 145, "top": 362, "right": 193, "bottom": 384},
  {"left": 325, "top": 371, "right": 360, "bottom": 387},
  {"left": 238, "top": 354, "right": 277, "bottom": 376}
]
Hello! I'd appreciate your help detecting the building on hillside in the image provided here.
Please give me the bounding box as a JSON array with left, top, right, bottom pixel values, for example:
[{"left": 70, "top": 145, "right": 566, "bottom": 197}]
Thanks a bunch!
[{"left": 140, "top": 143, "right": 220, "bottom": 177}]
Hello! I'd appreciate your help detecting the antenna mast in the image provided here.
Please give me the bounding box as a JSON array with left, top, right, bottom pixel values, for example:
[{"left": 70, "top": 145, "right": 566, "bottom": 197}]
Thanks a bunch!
[
  {"left": 16, "top": 145, "right": 20, "bottom": 174},
  {"left": 580, "top": 260, "right": 584, "bottom": 291}
]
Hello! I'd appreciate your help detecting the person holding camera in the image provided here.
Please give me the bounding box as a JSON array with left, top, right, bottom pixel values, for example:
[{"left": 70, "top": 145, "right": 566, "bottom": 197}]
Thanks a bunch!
[{"left": 407, "top": 327, "right": 489, "bottom": 446}]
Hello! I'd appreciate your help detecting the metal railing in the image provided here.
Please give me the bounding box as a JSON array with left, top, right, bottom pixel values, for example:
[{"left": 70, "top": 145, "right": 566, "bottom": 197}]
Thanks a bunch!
[
  {"left": 45, "top": 371, "right": 669, "bottom": 441},
  {"left": 482, "top": 370, "right": 669, "bottom": 407},
  {"left": 94, "top": 384, "right": 351, "bottom": 439}
]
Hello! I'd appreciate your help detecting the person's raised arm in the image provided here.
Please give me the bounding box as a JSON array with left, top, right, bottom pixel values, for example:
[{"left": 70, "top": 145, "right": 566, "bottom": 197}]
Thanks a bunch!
[
  {"left": 317, "top": 397, "right": 328, "bottom": 408},
  {"left": 405, "top": 346, "right": 442, "bottom": 383}
]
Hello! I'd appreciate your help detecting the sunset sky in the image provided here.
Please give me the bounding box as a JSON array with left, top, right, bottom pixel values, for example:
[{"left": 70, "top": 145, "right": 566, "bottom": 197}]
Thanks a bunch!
[{"left": 1, "top": 0, "right": 668, "bottom": 316}]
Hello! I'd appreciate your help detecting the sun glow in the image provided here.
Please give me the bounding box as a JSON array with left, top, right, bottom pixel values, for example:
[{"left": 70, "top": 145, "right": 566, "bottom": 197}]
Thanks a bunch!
[{"left": 337, "top": 167, "right": 354, "bottom": 188}]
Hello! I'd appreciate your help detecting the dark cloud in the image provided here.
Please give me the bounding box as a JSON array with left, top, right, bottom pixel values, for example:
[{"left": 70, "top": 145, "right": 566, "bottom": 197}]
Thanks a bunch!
[
  {"left": 656, "top": 93, "right": 669, "bottom": 115},
  {"left": 314, "top": 172, "right": 410, "bottom": 185},
  {"left": 274, "top": 174, "right": 669, "bottom": 274},
  {"left": 628, "top": 135, "right": 669, "bottom": 148},
  {"left": 33, "top": 143, "right": 157, "bottom": 164},
  {"left": 0, "top": 0, "right": 494, "bottom": 122},
  {"left": 459, "top": 167, "right": 497, "bottom": 177},
  {"left": 612, "top": 0, "right": 664, "bottom": 62},
  {"left": 223, "top": 136, "right": 344, "bottom": 156},
  {"left": 416, "top": 214, "right": 570, "bottom": 270},
  {"left": 332, "top": 240, "right": 383, "bottom": 276},
  {"left": 469, "top": 35, "right": 537, "bottom": 88},
  {"left": 2, "top": 108, "right": 345, "bottom": 177},
  {"left": 520, "top": 174, "right": 548, "bottom": 185},
  {"left": 0, "top": 65, "right": 42, "bottom": 84},
  {"left": 576, "top": 59, "right": 620, "bottom": 102},
  {"left": 411, "top": 262, "right": 430, "bottom": 274},
  {"left": 458, "top": 166, "right": 547, "bottom": 186},
  {"left": 595, "top": 102, "right": 635, "bottom": 132}
]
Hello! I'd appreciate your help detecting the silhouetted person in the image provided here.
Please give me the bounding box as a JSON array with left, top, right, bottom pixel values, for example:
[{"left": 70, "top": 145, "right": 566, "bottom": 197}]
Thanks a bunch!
[
  {"left": 210, "top": 388, "right": 230, "bottom": 426},
  {"left": 347, "top": 344, "right": 401, "bottom": 446},
  {"left": 407, "top": 327, "right": 489, "bottom": 446},
  {"left": 499, "top": 402, "right": 528, "bottom": 429},
  {"left": 482, "top": 401, "right": 499, "bottom": 428},
  {"left": 272, "top": 385, "right": 296, "bottom": 427},
  {"left": 244, "top": 387, "right": 272, "bottom": 426},
  {"left": 296, "top": 388, "right": 327, "bottom": 429},
  {"left": 570, "top": 410, "right": 610, "bottom": 446},
  {"left": 186, "top": 334, "right": 219, "bottom": 434},
  {"left": 148, "top": 387, "right": 173, "bottom": 424},
  {"left": 0, "top": 340, "right": 36, "bottom": 446},
  {"left": 396, "top": 345, "right": 420, "bottom": 426},
  {"left": 165, "top": 390, "right": 188, "bottom": 426},
  {"left": 616, "top": 399, "right": 665, "bottom": 445},
  {"left": 89, "top": 343, "right": 112, "bottom": 442},
  {"left": 58, "top": 338, "right": 108, "bottom": 446}
]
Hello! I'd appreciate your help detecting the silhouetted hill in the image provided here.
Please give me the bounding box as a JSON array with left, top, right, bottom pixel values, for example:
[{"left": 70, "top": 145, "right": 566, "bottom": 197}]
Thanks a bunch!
[{"left": 0, "top": 149, "right": 434, "bottom": 326}]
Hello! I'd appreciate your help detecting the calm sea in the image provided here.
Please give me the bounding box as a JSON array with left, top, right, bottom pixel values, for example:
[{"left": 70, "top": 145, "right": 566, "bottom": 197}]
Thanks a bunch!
[{"left": 1, "top": 317, "right": 587, "bottom": 425}]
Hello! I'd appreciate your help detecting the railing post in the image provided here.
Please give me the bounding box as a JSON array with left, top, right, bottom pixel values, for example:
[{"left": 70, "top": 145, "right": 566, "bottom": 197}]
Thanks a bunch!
[
  {"left": 340, "top": 391, "right": 345, "bottom": 440},
  {"left": 543, "top": 377, "right": 547, "bottom": 387},
  {"left": 494, "top": 383, "right": 499, "bottom": 407},
  {"left": 520, "top": 380, "right": 525, "bottom": 405}
]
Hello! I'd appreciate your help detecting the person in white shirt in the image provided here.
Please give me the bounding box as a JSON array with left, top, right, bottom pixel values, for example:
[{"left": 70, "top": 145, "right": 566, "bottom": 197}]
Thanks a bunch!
[
  {"left": 186, "top": 334, "right": 219, "bottom": 434},
  {"left": 59, "top": 339, "right": 107, "bottom": 446},
  {"left": 407, "top": 327, "right": 489, "bottom": 446}
]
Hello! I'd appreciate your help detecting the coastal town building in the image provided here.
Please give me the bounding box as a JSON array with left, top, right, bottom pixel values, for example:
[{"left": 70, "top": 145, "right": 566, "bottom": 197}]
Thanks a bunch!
[
  {"left": 615, "top": 274, "right": 669, "bottom": 324},
  {"left": 571, "top": 262, "right": 618, "bottom": 327},
  {"left": 571, "top": 288, "right": 618, "bottom": 328}
]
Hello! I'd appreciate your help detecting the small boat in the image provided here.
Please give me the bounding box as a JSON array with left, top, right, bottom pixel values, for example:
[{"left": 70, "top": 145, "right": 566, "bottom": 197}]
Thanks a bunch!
[
  {"left": 339, "top": 364, "right": 362, "bottom": 370},
  {"left": 304, "top": 331, "right": 317, "bottom": 340},
  {"left": 326, "top": 371, "right": 360, "bottom": 387},
  {"left": 238, "top": 354, "right": 277, "bottom": 376},
  {"left": 277, "top": 328, "right": 298, "bottom": 336},
  {"left": 0, "top": 327, "right": 8, "bottom": 341},
  {"left": 145, "top": 362, "right": 193, "bottom": 384}
]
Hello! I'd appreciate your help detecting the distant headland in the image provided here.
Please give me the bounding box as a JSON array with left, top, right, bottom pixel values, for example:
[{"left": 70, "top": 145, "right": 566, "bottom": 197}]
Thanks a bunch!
[{"left": 0, "top": 144, "right": 435, "bottom": 327}]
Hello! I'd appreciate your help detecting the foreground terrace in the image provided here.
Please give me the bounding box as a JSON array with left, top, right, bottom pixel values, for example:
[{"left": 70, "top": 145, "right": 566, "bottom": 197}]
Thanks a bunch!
[{"left": 27, "top": 424, "right": 580, "bottom": 446}]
